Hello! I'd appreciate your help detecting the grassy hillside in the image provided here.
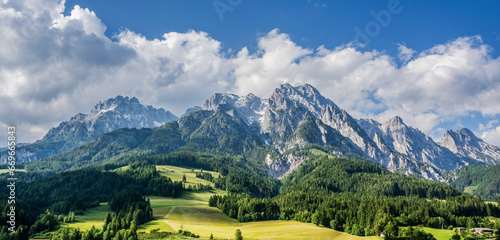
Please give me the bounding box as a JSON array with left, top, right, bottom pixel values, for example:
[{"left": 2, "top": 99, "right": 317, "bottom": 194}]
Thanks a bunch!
[
  {"left": 147, "top": 193, "right": 381, "bottom": 240},
  {"left": 58, "top": 203, "right": 110, "bottom": 231},
  {"left": 165, "top": 205, "right": 381, "bottom": 240},
  {"left": 156, "top": 165, "right": 221, "bottom": 188},
  {"left": 420, "top": 227, "right": 455, "bottom": 240},
  {"left": 142, "top": 164, "right": 382, "bottom": 239}
]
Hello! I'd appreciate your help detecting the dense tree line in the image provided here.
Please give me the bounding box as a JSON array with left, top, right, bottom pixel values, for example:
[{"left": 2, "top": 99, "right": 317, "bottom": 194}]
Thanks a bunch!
[
  {"left": 281, "top": 155, "right": 461, "bottom": 199},
  {"left": 16, "top": 160, "right": 182, "bottom": 215},
  {"left": 196, "top": 171, "right": 214, "bottom": 182},
  {"left": 446, "top": 164, "right": 500, "bottom": 201},
  {"left": 23, "top": 128, "right": 155, "bottom": 173},
  {"left": 210, "top": 192, "right": 500, "bottom": 237}
]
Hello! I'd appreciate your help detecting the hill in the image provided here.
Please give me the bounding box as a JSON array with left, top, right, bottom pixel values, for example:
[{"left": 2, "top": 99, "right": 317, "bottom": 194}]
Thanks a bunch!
[{"left": 445, "top": 164, "right": 500, "bottom": 201}]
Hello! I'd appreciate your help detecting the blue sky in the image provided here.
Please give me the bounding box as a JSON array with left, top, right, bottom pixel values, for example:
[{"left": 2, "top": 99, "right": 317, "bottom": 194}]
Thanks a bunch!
[
  {"left": 64, "top": 0, "right": 500, "bottom": 57},
  {"left": 1, "top": 0, "right": 500, "bottom": 145}
]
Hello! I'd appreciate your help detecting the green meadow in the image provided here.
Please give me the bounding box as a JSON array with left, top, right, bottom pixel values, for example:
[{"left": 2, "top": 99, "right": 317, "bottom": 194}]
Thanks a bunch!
[
  {"left": 59, "top": 203, "right": 110, "bottom": 231},
  {"left": 0, "top": 169, "right": 26, "bottom": 174},
  {"left": 156, "top": 165, "right": 221, "bottom": 188},
  {"left": 163, "top": 205, "right": 381, "bottom": 240},
  {"left": 398, "top": 226, "right": 456, "bottom": 240},
  {"left": 48, "top": 165, "right": 386, "bottom": 239},
  {"left": 421, "top": 227, "right": 455, "bottom": 240}
]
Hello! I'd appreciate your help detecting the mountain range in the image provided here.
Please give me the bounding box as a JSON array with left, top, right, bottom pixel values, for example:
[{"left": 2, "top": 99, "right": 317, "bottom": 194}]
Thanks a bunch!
[
  {"left": 5, "top": 84, "right": 500, "bottom": 181},
  {"left": 0, "top": 96, "right": 177, "bottom": 164}
]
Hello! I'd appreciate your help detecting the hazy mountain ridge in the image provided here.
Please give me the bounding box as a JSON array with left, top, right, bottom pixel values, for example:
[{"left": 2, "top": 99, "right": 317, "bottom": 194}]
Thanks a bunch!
[{"left": 0, "top": 96, "right": 177, "bottom": 164}]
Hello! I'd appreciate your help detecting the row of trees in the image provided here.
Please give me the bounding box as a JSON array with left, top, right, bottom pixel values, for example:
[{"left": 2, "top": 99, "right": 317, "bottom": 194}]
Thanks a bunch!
[{"left": 210, "top": 192, "right": 500, "bottom": 237}]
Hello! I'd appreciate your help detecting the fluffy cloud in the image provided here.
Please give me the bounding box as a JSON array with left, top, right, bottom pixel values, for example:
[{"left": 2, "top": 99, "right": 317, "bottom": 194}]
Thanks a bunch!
[
  {"left": 482, "top": 126, "right": 500, "bottom": 146},
  {"left": 1, "top": 0, "right": 500, "bottom": 146},
  {"left": 397, "top": 44, "right": 415, "bottom": 63}
]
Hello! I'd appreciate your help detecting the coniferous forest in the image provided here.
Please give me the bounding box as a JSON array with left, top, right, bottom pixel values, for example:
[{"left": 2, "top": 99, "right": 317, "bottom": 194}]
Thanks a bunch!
[{"left": 1, "top": 151, "right": 500, "bottom": 239}]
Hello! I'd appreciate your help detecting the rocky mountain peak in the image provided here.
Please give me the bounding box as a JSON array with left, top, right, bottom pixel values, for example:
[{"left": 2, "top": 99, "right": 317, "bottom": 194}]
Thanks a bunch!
[
  {"left": 203, "top": 93, "right": 240, "bottom": 110},
  {"left": 269, "top": 84, "right": 336, "bottom": 112},
  {"left": 88, "top": 96, "right": 146, "bottom": 119},
  {"left": 387, "top": 116, "right": 405, "bottom": 126},
  {"left": 438, "top": 128, "right": 500, "bottom": 165},
  {"left": 457, "top": 128, "right": 480, "bottom": 143},
  {"left": 0, "top": 96, "right": 178, "bottom": 163},
  {"left": 239, "top": 93, "right": 264, "bottom": 111},
  {"left": 439, "top": 128, "right": 482, "bottom": 150}
]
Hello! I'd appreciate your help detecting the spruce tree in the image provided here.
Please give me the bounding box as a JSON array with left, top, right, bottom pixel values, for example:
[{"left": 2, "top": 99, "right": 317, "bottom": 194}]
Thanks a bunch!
[{"left": 235, "top": 229, "right": 243, "bottom": 240}]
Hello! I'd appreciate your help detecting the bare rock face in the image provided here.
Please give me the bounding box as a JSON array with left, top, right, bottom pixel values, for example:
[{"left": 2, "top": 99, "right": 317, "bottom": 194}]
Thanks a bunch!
[
  {"left": 201, "top": 84, "right": 499, "bottom": 181},
  {"left": 438, "top": 128, "right": 500, "bottom": 165},
  {"left": 358, "top": 117, "right": 465, "bottom": 171},
  {"left": 44, "top": 96, "right": 177, "bottom": 143},
  {"left": 0, "top": 96, "right": 177, "bottom": 163}
]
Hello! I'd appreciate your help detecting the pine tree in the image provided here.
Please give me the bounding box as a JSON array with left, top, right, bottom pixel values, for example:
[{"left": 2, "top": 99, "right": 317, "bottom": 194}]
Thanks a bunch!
[
  {"left": 311, "top": 211, "right": 321, "bottom": 226},
  {"left": 235, "top": 229, "right": 243, "bottom": 240},
  {"left": 237, "top": 206, "right": 245, "bottom": 222},
  {"left": 385, "top": 221, "right": 399, "bottom": 237},
  {"left": 182, "top": 174, "right": 187, "bottom": 183}
]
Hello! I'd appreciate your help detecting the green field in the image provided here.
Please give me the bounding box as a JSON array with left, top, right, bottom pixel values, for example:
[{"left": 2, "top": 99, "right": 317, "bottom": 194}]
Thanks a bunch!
[
  {"left": 164, "top": 205, "right": 381, "bottom": 240},
  {"left": 463, "top": 185, "right": 478, "bottom": 195},
  {"left": 421, "top": 227, "right": 455, "bottom": 240},
  {"left": 148, "top": 191, "right": 381, "bottom": 239},
  {"left": 156, "top": 165, "right": 221, "bottom": 188},
  {"left": 398, "top": 226, "right": 455, "bottom": 240},
  {"left": 59, "top": 203, "right": 110, "bottom": 231},
  {"left": 0, "top": 169, "right": 26, "bottom": 174},
  {"left": 137, "top": 219, "right": 175, "bottom": 233}
]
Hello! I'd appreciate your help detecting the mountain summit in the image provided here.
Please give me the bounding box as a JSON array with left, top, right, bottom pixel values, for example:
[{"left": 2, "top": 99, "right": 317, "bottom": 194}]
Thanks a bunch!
[
  {"left": 0, "top": 96, "right": 177, "bottom": 163},
  {"left": 42, "top": 96, "right": 177, "bottom": 144},
  {"left": 438, "top": 128, "right": 500, "bottom": 165}
]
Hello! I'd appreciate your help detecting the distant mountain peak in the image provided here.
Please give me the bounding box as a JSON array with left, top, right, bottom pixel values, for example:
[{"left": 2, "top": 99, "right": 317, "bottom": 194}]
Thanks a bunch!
[
  {"left": 438, "top": 127, "right": 500, "bottom": 165},
  {"left": 458, "top": 128, "right": 479, "bottom": 139},
  {"left": 1, "top": 95, "right": 178, "bottom": 163},
  {"left": 181, "top": 106, "right": 203, "bottom": 118},
  {"left": 388, "top": 116, "right": 405, "bottom": 125},
  {"left": 441, "top": 128, "right": 482, "bottom": 147},
  {"left": 203, "top": 93, "right": 240, "bottom": 110}
]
